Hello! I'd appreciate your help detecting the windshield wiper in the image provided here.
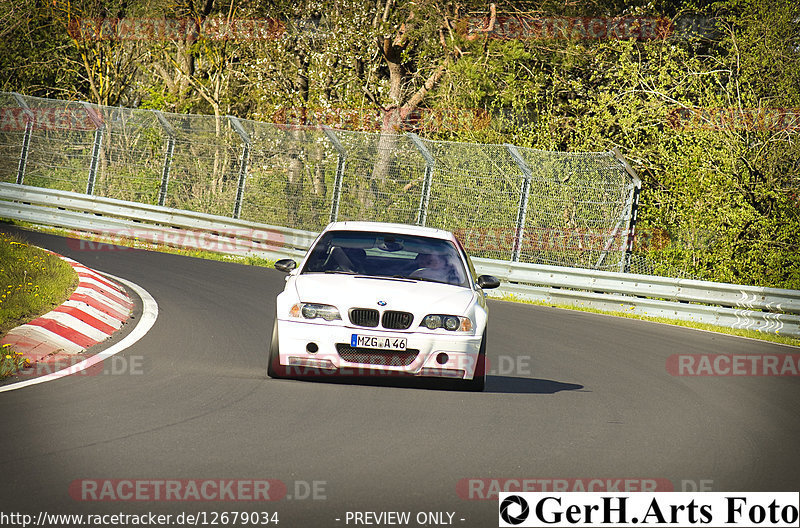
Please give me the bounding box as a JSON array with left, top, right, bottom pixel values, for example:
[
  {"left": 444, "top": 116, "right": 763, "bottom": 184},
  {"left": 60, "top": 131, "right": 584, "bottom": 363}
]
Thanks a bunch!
[
  {"left": 322, "top": 269, "right": 359, "bottom": 275},
  {"left": 406, "top": 276, "right": 448, "bottom": 284}
]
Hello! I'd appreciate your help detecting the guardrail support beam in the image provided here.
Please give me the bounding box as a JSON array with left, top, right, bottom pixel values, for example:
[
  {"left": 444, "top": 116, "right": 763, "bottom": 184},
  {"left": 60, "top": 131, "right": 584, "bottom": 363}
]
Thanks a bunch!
[
  {"left": 12, "top": 93, "right": 34, "bottom": 185},
  {"left": 594, "top": 215, "right": 625, "bottom": 270},
  {"left": 153, "top": 110, "right": 176, "bottom": 207},
  {"left": 321, "top": 126, "right": 347, "bottom": 223},
  {"left": 229, "top": 116, "right": 251, "bottom": 219},
  {"left": 407, "top": 133, "right": 436, "bottom": 227},
  {"left": 506, "top": 144, "right": 533, "bottom": 262},
  {"left": 81, "top": 102, "right": 105, "bottom": 195},
  {"left": 612, "top": 148, "right": 642, "bottom": 273}
]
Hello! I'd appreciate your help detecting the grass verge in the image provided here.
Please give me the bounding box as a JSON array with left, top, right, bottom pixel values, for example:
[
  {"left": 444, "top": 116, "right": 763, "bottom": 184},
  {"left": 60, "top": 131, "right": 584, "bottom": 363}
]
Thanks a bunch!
[
  {"left": 0, "top": 231, "right": 78, "bottom": 334},
  {"left": 490, "top": 292, "right": 800, "bottom": 348},
  {"left": 0, "top": 231, "right": 78, "bottom": 377},
  {"left": 1, "top": 343, "right": 29, "bottom": 378}
]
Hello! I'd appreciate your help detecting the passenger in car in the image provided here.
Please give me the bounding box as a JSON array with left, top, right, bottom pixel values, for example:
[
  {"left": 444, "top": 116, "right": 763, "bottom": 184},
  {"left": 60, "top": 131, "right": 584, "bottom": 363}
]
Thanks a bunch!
[{"left": 324, "top": 246, "right": 366, "bottom": 273}]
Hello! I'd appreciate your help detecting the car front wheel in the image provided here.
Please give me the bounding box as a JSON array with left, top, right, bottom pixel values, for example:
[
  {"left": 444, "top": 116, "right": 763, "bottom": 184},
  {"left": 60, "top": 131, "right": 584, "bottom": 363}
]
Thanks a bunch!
[
  {"left": 267, "top": 319, "right": 285, "bottom": 379},
  {"left": 463, "top": 332, "right": 486, "bottom": 392}
]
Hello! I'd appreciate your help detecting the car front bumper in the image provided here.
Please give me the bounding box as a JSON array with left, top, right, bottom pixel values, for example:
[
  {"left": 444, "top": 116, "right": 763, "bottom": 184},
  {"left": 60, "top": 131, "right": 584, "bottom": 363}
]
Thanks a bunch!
[{"left": 277, "top": 319, "right": 483, "bottom": 380}]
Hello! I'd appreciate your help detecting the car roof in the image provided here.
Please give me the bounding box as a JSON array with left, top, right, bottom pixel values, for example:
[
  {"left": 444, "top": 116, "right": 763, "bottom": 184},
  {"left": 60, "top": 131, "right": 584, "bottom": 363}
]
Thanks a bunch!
[{"left": 323, "top": 221, "right": 456, "bottom": 241}]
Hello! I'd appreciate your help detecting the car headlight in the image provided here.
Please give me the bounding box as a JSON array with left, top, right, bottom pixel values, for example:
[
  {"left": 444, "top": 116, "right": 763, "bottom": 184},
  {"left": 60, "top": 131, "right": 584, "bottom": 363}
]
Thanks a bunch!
[
  {"left": 290, "top": 303, "right": 341, "bottom": 321},
  {"left": 420, "top": 314, "right": 472, "bottom": 332}
]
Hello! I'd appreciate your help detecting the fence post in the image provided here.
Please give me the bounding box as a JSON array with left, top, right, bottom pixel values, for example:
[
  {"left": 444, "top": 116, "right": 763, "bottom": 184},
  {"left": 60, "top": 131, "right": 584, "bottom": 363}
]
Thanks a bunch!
[
  {"left": 229, "top": 116, "right": 251, "bottom": 219},
  {"left": 81, "top": 102, "right": 104, "bottom": 195},
  {"left": 612, "top": 148, "right": 642, "bottom": 273},
  {"left": 506, "top": 144, "right": 533, "bottom": 262},
  {"left": 12, "top": 93, "right": 34, "bottom": 185},
  {"left": 321, "top": 125, "right": 346, "bottom": 223},
  {"left": 406, "top": 133, "right": 435, "bottom": 226},
  {"left": 152, "top": 110, "right": 175, "bottom": 207}
]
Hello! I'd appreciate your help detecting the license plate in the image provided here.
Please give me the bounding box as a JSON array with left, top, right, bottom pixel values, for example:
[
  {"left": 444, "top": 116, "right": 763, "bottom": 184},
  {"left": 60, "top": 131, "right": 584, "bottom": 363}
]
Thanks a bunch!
[{"left": 351, "top": 334, "right": 407, "bottom": 351}]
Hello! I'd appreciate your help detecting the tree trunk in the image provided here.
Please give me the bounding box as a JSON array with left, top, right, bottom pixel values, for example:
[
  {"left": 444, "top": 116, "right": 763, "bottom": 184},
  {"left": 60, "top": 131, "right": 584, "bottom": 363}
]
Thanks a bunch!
[
  {"left": 367, "top": 23, "right": 450, "bottom": 216},
  {"left": 285, "top": 51, "right": 310, "bottom": 226},
  {"left": 286, "top": 136, "right": 304, "bottom": 228},
  {"left": 310, "top": 142, "right": 327, "bottom": 228}
]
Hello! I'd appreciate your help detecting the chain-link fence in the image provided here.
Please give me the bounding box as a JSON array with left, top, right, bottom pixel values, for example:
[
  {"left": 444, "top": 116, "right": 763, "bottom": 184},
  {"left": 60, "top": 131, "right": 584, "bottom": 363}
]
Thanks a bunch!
[{"left": 0, "top": 91, "right": 642, "bottom": 272}]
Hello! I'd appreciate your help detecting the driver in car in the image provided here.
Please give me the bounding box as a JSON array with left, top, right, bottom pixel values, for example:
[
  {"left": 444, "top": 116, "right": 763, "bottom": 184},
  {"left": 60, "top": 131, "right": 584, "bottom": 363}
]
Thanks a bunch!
[{"left": 412, "top": 253, "right": 457, "bottom": 284}]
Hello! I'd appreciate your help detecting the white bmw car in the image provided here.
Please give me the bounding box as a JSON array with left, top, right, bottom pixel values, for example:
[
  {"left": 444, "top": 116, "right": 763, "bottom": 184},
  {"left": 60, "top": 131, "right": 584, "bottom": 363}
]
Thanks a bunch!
[{"left": 268, "top": 221, "right": 500, "bottom": 391}]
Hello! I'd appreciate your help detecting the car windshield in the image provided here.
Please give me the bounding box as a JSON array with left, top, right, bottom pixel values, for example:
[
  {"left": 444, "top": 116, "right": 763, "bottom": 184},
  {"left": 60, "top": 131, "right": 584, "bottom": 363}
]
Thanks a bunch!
[{"left": 302, "top": 231, "right": 469, "bottom": 287}]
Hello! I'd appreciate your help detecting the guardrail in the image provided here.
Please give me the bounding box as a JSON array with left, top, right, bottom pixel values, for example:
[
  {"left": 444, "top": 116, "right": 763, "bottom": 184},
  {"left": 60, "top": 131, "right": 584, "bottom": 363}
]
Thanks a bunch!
[
  {"left": 475, "top": 258, "right": 800, "bottom": 338},
  {"left": 2, "top": 182, "right": 799, "bottom": 339},
  {"left": 0, "top": 182, "right": 311, "bottom": 260}
]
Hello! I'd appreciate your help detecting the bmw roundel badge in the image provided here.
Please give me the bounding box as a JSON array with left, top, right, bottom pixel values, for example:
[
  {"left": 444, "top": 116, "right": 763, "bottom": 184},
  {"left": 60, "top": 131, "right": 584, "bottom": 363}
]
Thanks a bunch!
[{"left": 377, "top": 300, "right": 387, "bottom": 306}]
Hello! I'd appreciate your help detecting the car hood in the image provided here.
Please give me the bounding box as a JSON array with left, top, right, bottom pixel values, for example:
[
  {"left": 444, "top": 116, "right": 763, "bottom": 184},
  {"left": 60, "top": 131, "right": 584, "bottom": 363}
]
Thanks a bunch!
[{"left": 292, "top": 274, "right": 476, "bottom": 315}]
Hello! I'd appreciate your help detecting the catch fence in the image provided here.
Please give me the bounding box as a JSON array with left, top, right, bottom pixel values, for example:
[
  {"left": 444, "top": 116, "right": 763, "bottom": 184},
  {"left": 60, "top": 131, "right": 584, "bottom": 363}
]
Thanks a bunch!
[{"left": 0, "top": 91, "right": 640, "bottom": 272}]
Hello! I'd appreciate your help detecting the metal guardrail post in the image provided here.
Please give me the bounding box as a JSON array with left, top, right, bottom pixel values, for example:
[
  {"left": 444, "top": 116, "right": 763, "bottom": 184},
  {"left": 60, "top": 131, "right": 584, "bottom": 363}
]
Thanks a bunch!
[
  {"left": 81, "top": 102, "right": 105, "bottom": 195},
  {"left": 152, "top": 110, "right": 176, "bottom": 207},
  {"left": 12, "top": 93, "right": 34, "bottom": 185},
  {"left": 612, "top": 148, "right": 643, "bottom": 273},
  {"left": 321, "top": 126, "right": 346, "bottom": 223},
  {"left": 407, "top": 133, "right": 435, "bottom": 226},
  {"left": 506, "top": 144, "right": 533, "bottom": 262},
  {"left": 229, "top": 116, "right": 251, "bottom": 219}
]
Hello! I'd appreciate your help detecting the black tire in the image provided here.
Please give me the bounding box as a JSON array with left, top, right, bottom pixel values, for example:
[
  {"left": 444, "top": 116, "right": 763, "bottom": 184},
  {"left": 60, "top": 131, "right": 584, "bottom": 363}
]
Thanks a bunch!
[
  {"left": 267, "top": 319, "right": 284, "bottom": 378},
  {"left": 463, "top": 332, "right": 487, "bottom": 392}
]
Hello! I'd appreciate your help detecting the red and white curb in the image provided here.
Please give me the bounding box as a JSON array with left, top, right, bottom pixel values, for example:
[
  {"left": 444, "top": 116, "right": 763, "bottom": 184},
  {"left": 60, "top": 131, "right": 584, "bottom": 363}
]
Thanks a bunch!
[
  {"left": 1, "top": 255, "right": 159, "bottom": 391},
  {"left": 1, "top": 269, "right": 157, "bottom": 392}
]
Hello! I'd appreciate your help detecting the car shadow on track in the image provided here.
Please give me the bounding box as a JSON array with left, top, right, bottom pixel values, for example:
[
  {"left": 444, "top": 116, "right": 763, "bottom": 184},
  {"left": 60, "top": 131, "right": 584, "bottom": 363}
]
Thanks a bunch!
[
  {"left": 485, "top": 376, "right": 584, "bottom": 394},
  {"left": 271, "top": 373, "right": 584, "bottom": 394}
]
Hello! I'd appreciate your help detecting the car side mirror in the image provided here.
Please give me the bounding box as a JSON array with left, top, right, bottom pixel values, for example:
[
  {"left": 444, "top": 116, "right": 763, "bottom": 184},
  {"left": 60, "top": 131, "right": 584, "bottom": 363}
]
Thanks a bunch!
[
  {"left": 275, "top": 259, "right": 297, "bottom": 273},
  {"left": 477, "top": 275, "right": 500, "bottom": 289}
]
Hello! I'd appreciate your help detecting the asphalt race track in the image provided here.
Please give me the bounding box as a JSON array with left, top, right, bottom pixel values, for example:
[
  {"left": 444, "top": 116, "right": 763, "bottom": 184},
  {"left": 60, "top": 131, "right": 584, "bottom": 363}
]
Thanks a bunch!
[{"left": 1, "top": 226, "right": 799, "bottom": 527}]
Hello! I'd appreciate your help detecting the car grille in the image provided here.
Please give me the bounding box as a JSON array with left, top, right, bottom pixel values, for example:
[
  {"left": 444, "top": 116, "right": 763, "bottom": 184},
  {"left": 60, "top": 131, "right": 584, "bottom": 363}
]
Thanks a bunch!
[
  {"left": 349, "top": 308, "right": 379, "bottom": 327},
  {"left": 336, "top": 344, "right": 419, "bottom": 366},
  {"left": 349, "top": 308, "right": 414, "bottom": 329},
  {"left": 381, "top": 310, "right": 413, "bottom": 330}
]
